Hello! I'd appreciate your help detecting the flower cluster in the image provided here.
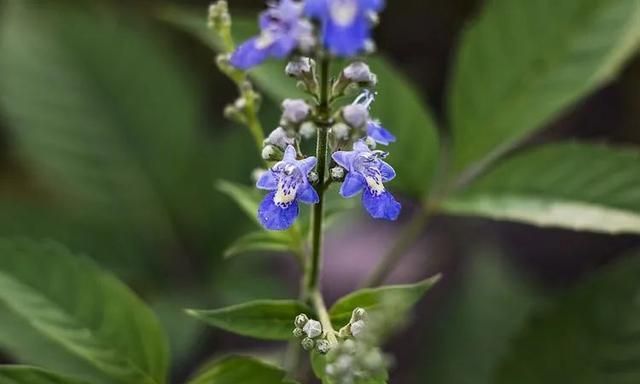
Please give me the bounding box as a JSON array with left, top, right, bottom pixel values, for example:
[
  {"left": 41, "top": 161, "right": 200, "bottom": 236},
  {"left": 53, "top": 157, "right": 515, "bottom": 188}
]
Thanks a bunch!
[{"left": 220, "top": 0, "right": 401, "bottom": 231}]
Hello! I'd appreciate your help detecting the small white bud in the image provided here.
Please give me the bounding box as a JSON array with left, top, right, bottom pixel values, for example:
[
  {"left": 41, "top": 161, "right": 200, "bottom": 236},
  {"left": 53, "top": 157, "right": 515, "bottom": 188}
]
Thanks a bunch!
[
  {"left": 351, "top": 308, "right": 368, "bottom": 322},
  {"left": 330, "top": 167, "right": 346, "bottom": 181},
  {"left": 282, "top": 99, "right": 311, "bottom": 124},
  {"left": 342, "top": 104, "right": 369, "bottom": 129},
  {"left": 261, "top": 145, "right": 279, "bottom": 161},
  {"left": 293, "top": 327, "right": 305, "bottom": 338},
  {"left": 294, "top": 313, "right": 309, "bottom": 328},
  {"left": 286, "top": 57, "right": 314, "bottom": 77},
  {"left": 301, "top": 337, "right": 315, "bottom": 351},
  {"left": 350, "top": 320, "right": 366, "bottom": 338},
  {"left": 307, "top": 171, "right": 319, "bottom": 185},
  {"left": 303, "top": 319, "right": 323, "bottom": 338},
  {"left": 331, "top": 123, "right": 351, "bottom": 140},
  {"left": 316, "top": 339, "right": 331, "bottom": 354},
  {"left": 265, "top": 127, "right": 294, "bottom": 149},
  {"left": 343, "top": 62, "right": 377, "bottom": 86},
  {"left": 299, "top": 122, "right": 316, "bottom": 139}
]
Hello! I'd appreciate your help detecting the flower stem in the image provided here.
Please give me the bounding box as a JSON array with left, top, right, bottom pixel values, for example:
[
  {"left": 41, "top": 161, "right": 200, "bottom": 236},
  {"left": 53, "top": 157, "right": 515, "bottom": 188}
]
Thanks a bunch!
[{"left": 311, "top": 289, "right": 338, "bottom": 344}]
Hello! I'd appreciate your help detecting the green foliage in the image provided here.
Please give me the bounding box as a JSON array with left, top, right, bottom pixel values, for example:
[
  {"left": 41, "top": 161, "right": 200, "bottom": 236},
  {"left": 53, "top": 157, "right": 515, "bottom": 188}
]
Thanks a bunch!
[
  {"left": 0, "top": 366, "right": 90, "bottom": 384},
  {"left": 495, "top": 254, "right": 640, "bottom": 384},
  {"left": 186, "top": 300, "right": 312, "bottom": 340},
  {"left": 329, "top": 276, "right": 441, "bottom": 326},
  {"left": 449, "top": 0, "right": 640, "bottom": 172},
  {"left": 0, "top": 238, "right": 168, "bottom": 384},
  {"left": 188, "top": 356, "right": 298, "bottom": 384},
  {"left": 224, "top": 231, "right": 296, "bottom": 259},
  {"left": 216, "top": 180, "right": 263, "bottom": 225},
  {"left": 444, "top": 143, "right": 640, "bottom": 234}
]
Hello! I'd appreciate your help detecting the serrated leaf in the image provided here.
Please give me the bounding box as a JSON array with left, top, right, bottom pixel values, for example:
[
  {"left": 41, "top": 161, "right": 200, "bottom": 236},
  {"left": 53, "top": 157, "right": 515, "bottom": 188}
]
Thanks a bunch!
[
  {"left": 449, "top": 0, "right": 640, "bottom": 172},
  {"left": 188, "top": 356, "right": 297, "bottom": 384},
  {"left": 0, "top": 366, "right": 90, "bottom": 384},
  {"left": 329, "top": 276, "right": 441, "bottom": 326},
  {"left": 187, "top": 300, "right": 311, "bottom": 340},
  {"left": 443, "top": 143, "right": 640, "bottom": 234},
  {"left": 494, "top": 254, "right": 640, "bottom": 384},
  {"left": 0, "top": 239, "right": 168, "bottom": 384},
  {"left": 224, "top": 231, "right": 294, "bottom": 259}
]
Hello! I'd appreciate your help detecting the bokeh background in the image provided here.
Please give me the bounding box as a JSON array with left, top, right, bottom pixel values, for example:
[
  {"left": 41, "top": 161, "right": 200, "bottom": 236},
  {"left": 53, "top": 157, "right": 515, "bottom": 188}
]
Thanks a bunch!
[{"left": 0, "top": 0, "right": 639, "bottom": 383}]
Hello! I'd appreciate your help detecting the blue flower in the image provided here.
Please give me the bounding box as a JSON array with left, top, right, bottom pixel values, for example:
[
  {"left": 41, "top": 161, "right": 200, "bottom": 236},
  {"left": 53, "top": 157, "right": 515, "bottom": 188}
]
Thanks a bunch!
[
  {"left": 367, "top": 119, "right": 395, "bottom": 145},
  {"left": 332, "top": 140, "right": 400, "bottom": 220},
  {"left": 256, "top": 145, "right": 319, "bottom": 230},
  {"left": 231, "top": 0, "right": 315, "bottom": 70},
  {"left": 305, "top": 0, "right": 385, "bottom": 56}
]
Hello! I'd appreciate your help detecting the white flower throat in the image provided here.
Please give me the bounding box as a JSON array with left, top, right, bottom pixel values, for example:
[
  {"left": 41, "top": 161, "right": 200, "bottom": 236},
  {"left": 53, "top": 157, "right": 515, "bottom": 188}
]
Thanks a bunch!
[
  {"left": 355, "top": 153, "right": 385, "bottom": 196},
  {"left": 330, "top": 0, "right": 359, "bottom": 27},
  {"left": 273, "top": 163, "right": 302, "bottom": 208}
]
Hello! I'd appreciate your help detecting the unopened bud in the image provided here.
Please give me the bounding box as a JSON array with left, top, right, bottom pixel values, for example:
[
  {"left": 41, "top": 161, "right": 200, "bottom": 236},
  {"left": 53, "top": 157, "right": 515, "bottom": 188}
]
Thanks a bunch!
[
  {"left": 351, "top": 308, "right": 368, "bottom": 322},
  {"left": 307, "top": 171, "right": 319, "bottom": 185},
  {"left": 282, "top": 99, "right": 311, "bottom": 125},
  {"left": 208, "top": 1, "right": 231, "bottom": 31},
  {"left": 350, "top": 320, "right": 366, "bottom": 338},
  {"left": 316, "top": 339, "right": 331, "bottom": 354},
  {"left": 342, "top": 104, "right": 369, "bottom": 129},
  {"left": 331, "top": 123, "right": 351, "bottom": 140},
  {"left": 300, "top": 122, "right": 316, "bottom": 139},
  {"left": 293, "top": 327, "right": 305, "bottom": 338},
  {"left": 330, "top": 167, "right": 346, "bottom": 182},
  {"left": 343, "top": 62, "right": 377, "bottom": 86},
  {"left": 303, "top": 319, "right": 323, "bottom": 338},
  {"left": 301, "top": 337, "right": 315, "bottom": 351},
  {"left": 262, "top": 145, "right": 282, "bottom": 161},
  {"left": 286, "top": 57, "right": 314, "bottom": 77},
  {"left": 294, "top": 313, "right": 309, "bottom": 328},
  {"left": 265, "top": 127, "right": 295, "bottom": 150}
]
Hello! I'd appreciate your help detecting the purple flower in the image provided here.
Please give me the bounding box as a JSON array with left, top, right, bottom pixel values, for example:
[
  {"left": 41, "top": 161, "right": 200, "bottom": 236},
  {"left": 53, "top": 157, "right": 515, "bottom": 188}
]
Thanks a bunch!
[
  {"left": 367, "top": 119, "right": 395, "bottom": 145},
  {"left": 332, "top": 140, "right": 400, "bottom": 220},
  {"left": 257, "top": 145, "right": 319, "bottom": 230},
  {"left": 231, "top": 0, "right": 314, "bottom": 70},
  {"left": 305, "top": 0, "right": 385, "bottom": 56}
]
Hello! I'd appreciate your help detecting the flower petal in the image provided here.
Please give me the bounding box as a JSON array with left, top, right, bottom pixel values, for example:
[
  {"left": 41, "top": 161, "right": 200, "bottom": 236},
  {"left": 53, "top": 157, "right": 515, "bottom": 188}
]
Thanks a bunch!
[
  {"left": 367, "top": 121, "right": 396, "bottom": 145},
  {"left": 379, "top": 161, "right": 396, "bottom": 182},
  {"left": 304, "top": 0, "right": 327, "bottom": 19},
  {"left": 258, "top": 192, "right": 300, "bottom": 230},
  {"left": 353, "top": 140, "right": 370, "bottom": 152},
  {"left": 230, "top": 37, "right": 270, "bottom": 70},
  {"left": 283, "top": 145, "right": 297, "bottom": 161},
  {"left": 332, "top": 150, "right": 355, "bottom": 170},
  {"left": 323, "top": 16, "right": 370, "bottom": 57},
  {"left": 298, "top": 184, "right": 320, "bottom": 204},
  {"left": 361, "top": 189, "right": 401, "bottom": 220},
  {"left": 340, "top": 173, "right": 365, "bottom": 198},
  {"left": 298, "top": 156, "right": 318, "bottom": 174},
  {"left": 256, "top": 171, "right": 278, "bottom": 190}
]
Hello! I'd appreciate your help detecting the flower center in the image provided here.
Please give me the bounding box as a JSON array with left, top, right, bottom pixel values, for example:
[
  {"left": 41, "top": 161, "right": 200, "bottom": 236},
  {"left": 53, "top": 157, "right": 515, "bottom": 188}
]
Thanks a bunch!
[
  {"left": 273, "top": 163, "right": 303, "bottom": 208},
  {"left": 255, "top": 30, "right": 277, "bottom": 49},
  {"left": 354, "top": 153, "right": 386, "bottom": 196},
  {"left": 329, "top": 0, "right": 359, "bottom": 27}
]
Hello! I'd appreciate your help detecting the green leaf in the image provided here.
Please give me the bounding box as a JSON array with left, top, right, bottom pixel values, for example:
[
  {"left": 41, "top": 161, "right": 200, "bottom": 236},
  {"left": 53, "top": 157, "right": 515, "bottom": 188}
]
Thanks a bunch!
[
  {"left": 188, "top": 356, "right": 297, "bottom": 384},
  {"left": 224, "top": 231, "right": 294, "bottom": 259},
  {"left": 329, "top": 276, "right": 441, "bottom": 326},
  {"left": 449, "top": 0, "right": 640, "bottom": 172},
  {"left": 494, "top": 254, "right": 640, "bottom": 384},
  {"left": 216, "top": 180, "right": 263, "bottom": 224},
  {"left": 0, "top": 366, "right": 90, "bottom": 384},
  {"left": 0, "top": 239, "right": 168, "bottom": 384},
  {"left": 368, "top": 57, "right": 440, "bottom": 197},
  {"left": 186, "top": 300, "right": 311, "bottom": 340},
  {"left": 443, "top": 143, "right": 640, "bottom": 234}
]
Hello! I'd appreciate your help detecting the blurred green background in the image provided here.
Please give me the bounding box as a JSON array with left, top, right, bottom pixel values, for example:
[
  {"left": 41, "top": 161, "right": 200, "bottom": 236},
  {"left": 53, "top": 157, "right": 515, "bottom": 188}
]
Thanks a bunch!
[{"left": 0, "top": 0, "right": 639, "bottom": 383}]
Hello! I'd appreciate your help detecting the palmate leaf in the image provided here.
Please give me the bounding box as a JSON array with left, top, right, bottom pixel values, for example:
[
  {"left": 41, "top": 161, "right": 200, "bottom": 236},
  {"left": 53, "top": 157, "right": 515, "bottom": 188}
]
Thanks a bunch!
[
  {"left": 187, "top": 300, "right": 312, "bottom": 340},
  {"left": 0, "top": 366, "right": 90, "bottom": 384},
  {"left": 0, "top": 239, "right": 168, "bottom": 384},
  {"left": 443, "top": 143, "right": 640, "bottom": 234},
  {"left": 329, "top": 276, "right": 441, "bottom": 326},
  {"left": 494, "top": 254, "right": 640, "bottom": 384},
  {"left": 188, "top": 356, "right": 298, "bottom": 384},
  {"left": 157, "top": 6, "right": 441, "bottom": 197},
  {"left": 449, "top": 0, "right": 640, "bottom": 173}
]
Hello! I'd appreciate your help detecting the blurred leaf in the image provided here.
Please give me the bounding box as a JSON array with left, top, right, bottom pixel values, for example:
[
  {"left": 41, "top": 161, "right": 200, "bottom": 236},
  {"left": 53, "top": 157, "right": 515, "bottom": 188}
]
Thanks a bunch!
[
  {"left": 419, "top": 252, "right": 539, "bottom": 384},
  {"left": 311, "top": 351, "right": 386, "bottom": 384},
  {"left": 224, "top": 231, "right": 295, "bottom": 259},
  {"left": 449, "top": 0, "right": 640, "bottom": 172},
  {"left": 216, "top": 180, "right": 263, "bottom": 225},
  {"left": 187, "top": 356, "right": 297, "bottom": 384},
  {"left": 368, "top": 57, "right": 440, "bottom": 197},
  {"left": 0, "top": 366, "right": 90, "bottom": 384},
  {"left": 0, "top": 238, "right": 168, "bottom": 384},
  {"left": 443, "top": 143, "right": 640, "bottom": 234},
  {"left": 186, "top": 300, "right": 311, "bottom": 341},
  {"left": 494, "top": 254, "right": 640, "bottom": 384},
  {"left": 329, "top": 276, "right": 441, "bottom": 326},
  {"left": 158, "top": 7, "right": 441, "bottom": 197}
]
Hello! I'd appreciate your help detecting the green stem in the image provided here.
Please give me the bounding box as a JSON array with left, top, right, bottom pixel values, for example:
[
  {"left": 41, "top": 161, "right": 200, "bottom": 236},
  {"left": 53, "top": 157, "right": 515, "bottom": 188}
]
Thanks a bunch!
[
  {"left": 242, "top": 87, "right": 265, "bottom": 153},
  {"left": 311, "top": 289, "right": 338, "bottom": 344}
]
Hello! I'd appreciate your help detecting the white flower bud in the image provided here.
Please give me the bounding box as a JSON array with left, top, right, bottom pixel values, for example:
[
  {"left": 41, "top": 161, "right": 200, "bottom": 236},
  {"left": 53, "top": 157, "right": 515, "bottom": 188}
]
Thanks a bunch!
[
  {"left": 293, "top": 327, "right": 305, "bottom": 338},
  {"left": 303, "top": 319, "right": 323, "bottom": 338},
  {"left": 294, "top": 313, "right": 309, "bottom": 328},
  {"left": 265, "top": 127, "right": 294, "bottom": 149},
  {"left": 307, "top": 171, "right": 319, "bottom": 185},
  {"left": 316, "top": 339, "right": 331, "bottom": 354},
  {"left": 261, "top": 145, "right": 280, "bottom": 161},
  {"left": 342, "top": 104, "right": 369, "bottom": 129},
  {"left": 330, "top": 166, "right": 346, "bottom": 181},
  {"left": 331, "top": 123, "right": 351, "bottom": 140},
  {"left": 350, "top": 320, "right": 366, "bottom": 338},
  {"left": 286, "top": 57, "right": 314, "bottom": 77},
  {"left": 351, "top": 308, "right": 368, "bottom": 322},
  {"left": 282, "top": 99, "right": 311, "bottom": 124},
  {"left": 301, "top": 337, "right": 315, "bottom": 351},
  {"left": 343, "top": 62, "right": 377, "bottom": 86},
  {"left": 299, "top": 122, "right": 316, "bottom": 139}
]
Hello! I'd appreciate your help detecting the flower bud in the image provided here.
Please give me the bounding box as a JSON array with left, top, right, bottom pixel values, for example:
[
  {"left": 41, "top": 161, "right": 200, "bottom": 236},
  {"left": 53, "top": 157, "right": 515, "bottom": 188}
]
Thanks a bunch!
[
  {"left": 300, "top": 122, "right": 316, "bottom": 139},
  {"left": 261, "top": 145, "right": 283, "bottom": 161},
  {"left": 330, "top": 166, "right": 346, "bottom": 182},
  {"left": 301, "top": 337, "right": 315, "bottom": 351},
  {"left": 351, "top": 308, "right": 368, "bottom": 322},
  {"left": 303, "top": 319, "right": 323, "bottom": 338},
  {"left": 307, "top": 171, "right": 319, "bottom": 185},
  {"left": 316, "top": 339, "right": 331, "bottom": 354},
  {"left": 286, "top": 57, "right": 314, "bottom": 77},
  {"left": 343, "top": 62, "right": 377, "bottom": 86},
  {"left": 331, "top": 123, "right": 351, "bottom": 141},
  {"left": 293, "top": 327, "right": 305, "bottom": 338},
  {"left": 208, "top": 1, "right": 231, "bottom": 31},
  {"left": 342, "top": 104, "right": 369, "bottom": 129},
  {"left": 294, "top": 313, "right": 309, "bottom": 328},
  {"left": 265, "top": 127, "right": 295, "bottom": 150},
  {"left": 350, "top": 320, "right": 366, "bottom": 338},
  {"left": 223, "top": 103, "right": 246, "bottom": 124},
  {"left": 281, "top": 99, "right": 311, "bottom": 125}
]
